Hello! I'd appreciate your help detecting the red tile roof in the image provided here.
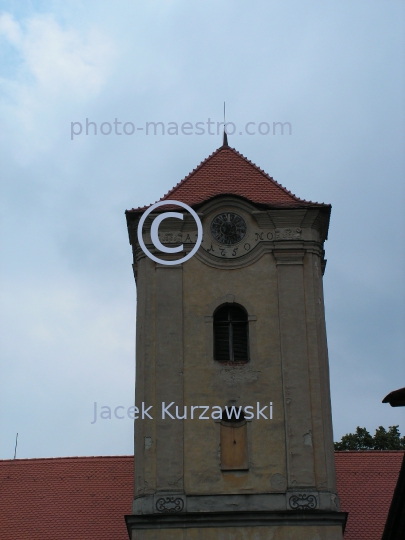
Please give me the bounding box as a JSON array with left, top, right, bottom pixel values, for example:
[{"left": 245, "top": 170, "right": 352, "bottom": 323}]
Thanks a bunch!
[
  {"left": 1, "top": 451, "right": 403, "bottom": 539},
  {"left": 335, "top": 451, "right": 405, "bottom": 540},
  {"left": 126, "top": 145, "right": 329, "bottom": 213},
  {"left": 0, "top": 456, "right": 133, "bottom": 540}
]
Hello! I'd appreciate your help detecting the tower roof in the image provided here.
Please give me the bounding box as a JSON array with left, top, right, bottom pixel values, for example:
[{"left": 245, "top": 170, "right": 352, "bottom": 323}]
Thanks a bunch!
[{"left": 126, "top": 144, "right": 330, "bottom": 214}]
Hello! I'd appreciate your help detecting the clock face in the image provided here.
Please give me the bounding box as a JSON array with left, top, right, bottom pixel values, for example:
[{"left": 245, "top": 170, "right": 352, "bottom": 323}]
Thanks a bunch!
[{"left": 210, "top": 213, "right": 247, "bottom": 245}]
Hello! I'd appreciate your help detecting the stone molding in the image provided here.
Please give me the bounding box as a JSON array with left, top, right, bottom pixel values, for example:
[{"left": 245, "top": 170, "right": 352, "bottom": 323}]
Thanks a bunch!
[
  {"left": 129, "top": 196, "right": 328, "bottom": 270},
  {"left": 126, "top": 198, "right": 330, "bottom": 245},
  {"left": 273, "top": 250, "right": 305, "bottom": 265},
  {"left": 125, "top": 509, "right": 348, "bottom": 532},
  {"left": 132, "top": 491, "right": 342, "bottom": 515}
]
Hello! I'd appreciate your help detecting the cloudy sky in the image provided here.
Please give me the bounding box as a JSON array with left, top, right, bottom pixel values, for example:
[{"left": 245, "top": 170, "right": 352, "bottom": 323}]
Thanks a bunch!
[{"left": 0, "top": 0, "right": 404, "bottom": 459}]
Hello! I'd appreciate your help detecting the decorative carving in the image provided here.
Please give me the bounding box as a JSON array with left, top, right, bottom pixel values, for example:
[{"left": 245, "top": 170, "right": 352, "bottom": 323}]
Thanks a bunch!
[
  {"left": 155, "top": 496, "right": 184, "bottom": 513},
  {"left": 157, "top": 232, "right": 198, "bottom": 244},
  {"left": 159, "top": 232, "right": 183, "bottom": 244},
  {"left": 289, "top": 493, "right": 317, "bottom": 510},
  {"left": 275, "top": 228, "right": 302, "bottom": 240}
]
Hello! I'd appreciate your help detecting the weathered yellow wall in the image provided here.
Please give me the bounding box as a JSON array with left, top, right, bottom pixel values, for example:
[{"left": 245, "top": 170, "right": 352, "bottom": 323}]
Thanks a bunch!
[{"left": 183, "top": 252, "right": 287, "bottom": 495}]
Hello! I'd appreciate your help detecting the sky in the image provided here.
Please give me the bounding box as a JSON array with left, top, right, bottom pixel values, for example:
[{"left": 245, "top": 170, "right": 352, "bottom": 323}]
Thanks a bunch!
[{"left": 0, "top": 0, "right": 404, "bottom": 459}]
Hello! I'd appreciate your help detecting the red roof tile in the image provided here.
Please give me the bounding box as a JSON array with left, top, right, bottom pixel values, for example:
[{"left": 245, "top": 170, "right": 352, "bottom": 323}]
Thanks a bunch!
[
  {"left": 1, "top": 451, "right": 402, "bottom": 539},
  {"left": 126, "top": 145, "right": 329, "bottom": 213},
  {"left": 0, "top": 456, "right": 133, "bottom": 540},
  {"left": 335, "top": 451, "right": 404, "bottom": 540}
]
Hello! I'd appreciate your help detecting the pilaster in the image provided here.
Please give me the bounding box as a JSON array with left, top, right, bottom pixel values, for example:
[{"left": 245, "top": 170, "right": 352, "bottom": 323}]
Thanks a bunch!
[
  {"left": 274, "top": 248, "right": 316, "bottom": 488},
  {"left": 155, "top": 264, "right": 184, "bottom": 492}
]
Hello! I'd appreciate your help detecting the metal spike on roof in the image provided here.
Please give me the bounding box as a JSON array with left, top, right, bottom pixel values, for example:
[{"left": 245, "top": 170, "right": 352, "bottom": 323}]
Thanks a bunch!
[{"left": 223, "top": 101, "right": 228, "bottom": 147}]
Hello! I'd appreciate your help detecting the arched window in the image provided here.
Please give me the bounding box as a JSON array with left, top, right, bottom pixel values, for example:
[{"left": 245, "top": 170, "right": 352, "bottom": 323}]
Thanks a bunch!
[{"left": 213, "top": 304, "right": 249, "bottom": 363}]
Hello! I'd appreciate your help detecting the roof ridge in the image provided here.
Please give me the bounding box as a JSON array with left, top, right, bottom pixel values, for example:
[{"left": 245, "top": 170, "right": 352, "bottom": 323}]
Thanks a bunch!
[
  {"left": 2, "top": 450, "right": 403, "bottom": 464},
  {"left": 0, "top": 455, "right": 134, "bottom": 463},
  {"left": 335, "top": 450, "right": 405, "bottom": 453}
]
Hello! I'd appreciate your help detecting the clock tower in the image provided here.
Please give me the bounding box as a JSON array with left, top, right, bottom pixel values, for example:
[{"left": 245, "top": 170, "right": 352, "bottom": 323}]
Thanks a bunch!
[{"left": 125, "top": 141, "right": 347, "bottom": 539}]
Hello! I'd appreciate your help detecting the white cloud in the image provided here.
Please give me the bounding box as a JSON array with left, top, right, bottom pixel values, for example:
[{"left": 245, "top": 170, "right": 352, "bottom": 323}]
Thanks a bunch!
[
  {"left": 0, "top": 12, "right": 22, "bottom": 45},
  {"left": 0, "top": 12, "right": 116, "bottom": 158},
  {"left": 0, "top": 12, "right": 115, "bottom": 98},
  {"left": 24, "top": 18, "right": 112, "bottom": 97}
]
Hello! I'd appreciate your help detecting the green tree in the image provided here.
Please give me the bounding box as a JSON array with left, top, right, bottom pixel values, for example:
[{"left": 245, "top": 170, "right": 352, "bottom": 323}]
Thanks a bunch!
[
  {"left": 373, "top": 425, "right": 405, "bottom": 450},
  {"left": 334, "top": 425, "right": 405, "bottom": 450},
  {"left": 334, "top": 427, "right": 374, "bottom": 450}
]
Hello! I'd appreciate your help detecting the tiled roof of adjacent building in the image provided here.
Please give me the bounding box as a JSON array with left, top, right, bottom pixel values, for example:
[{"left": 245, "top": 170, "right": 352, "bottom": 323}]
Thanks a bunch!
[
  {"left": 0, "top": 451, "right": 403, "bottom": 540},
  {"left": 335, "top": 451, "right": 405, "bottom": 540},
  {"left": 126, "top": 145, "right": 330, "bottom": 213},
  {"left": 0, "top": 456, "right": 133, "bottom": 540}
]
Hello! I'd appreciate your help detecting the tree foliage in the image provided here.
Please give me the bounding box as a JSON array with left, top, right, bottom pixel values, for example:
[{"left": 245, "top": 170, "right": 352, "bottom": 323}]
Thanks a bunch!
[{"left": 334, "top": 425, "right": 405, "bottom": 451}]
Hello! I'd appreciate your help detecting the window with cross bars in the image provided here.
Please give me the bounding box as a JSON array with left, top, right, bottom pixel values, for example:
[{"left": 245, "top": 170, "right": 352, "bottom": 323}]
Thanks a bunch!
[{"left": 213, "top": 304, "right": 249, "bottom": 363}]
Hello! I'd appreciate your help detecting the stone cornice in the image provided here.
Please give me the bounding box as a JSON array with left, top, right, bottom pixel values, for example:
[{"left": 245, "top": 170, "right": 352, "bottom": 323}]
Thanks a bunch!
[
  {"left": 125, "top": 509, "right": 347, "bottom": 532},
  {"left": 129, "top": 196, "right": 329, "bottom": 272}
]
